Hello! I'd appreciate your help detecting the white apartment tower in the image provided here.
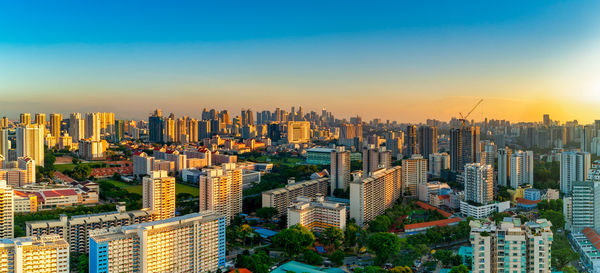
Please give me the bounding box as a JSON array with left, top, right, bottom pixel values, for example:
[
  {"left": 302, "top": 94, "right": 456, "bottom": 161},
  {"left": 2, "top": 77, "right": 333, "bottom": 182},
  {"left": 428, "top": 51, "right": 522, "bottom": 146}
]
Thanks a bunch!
[
  {"left": 402, "top": 154, "right": 427, "bottom": 197},
  {"left": 496, "top": 148, "right": 512, "bottom": 187},
  {"left": 330, "top": 146, "right": 351, "bottom": 195},
  {"left": 560, "top": 150, "right": 590, "bottom": 194},
  {"left": 0, "top": 181, "right": 13, "bottom": 239},
  {"left": 509, "top": 150, "right": 533, "bottom": 189},
  {"left": 16, "top": 124, "right": 44, "bottom": 167},
  {"left": 464, "top": 163, "right": 494, "bottom": 205},
  {"left": 350, "top": 166, "right": 402, "bottom": 226},
  {"left": 198, "top": 163, "right": 243, "bottom": 224}
]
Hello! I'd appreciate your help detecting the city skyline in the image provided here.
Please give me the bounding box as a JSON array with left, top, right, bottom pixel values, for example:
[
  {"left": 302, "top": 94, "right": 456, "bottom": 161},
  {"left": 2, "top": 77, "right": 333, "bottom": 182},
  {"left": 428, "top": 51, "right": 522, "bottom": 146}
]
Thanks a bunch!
[{"left": 2, "top": 1, "right": 600, "bottom": 123}]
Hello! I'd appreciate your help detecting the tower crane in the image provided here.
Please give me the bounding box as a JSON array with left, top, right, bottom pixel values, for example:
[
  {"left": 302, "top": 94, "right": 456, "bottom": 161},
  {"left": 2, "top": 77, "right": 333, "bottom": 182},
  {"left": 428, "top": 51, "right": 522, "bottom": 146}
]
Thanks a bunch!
[{"left": 459, "top": 99, "right": 483, "bottom": 127}]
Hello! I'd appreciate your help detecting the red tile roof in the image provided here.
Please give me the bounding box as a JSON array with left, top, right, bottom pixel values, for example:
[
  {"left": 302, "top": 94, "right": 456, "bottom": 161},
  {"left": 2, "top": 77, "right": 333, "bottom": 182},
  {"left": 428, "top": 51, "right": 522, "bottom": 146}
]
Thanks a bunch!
[
  {"left": 13, "top": 190, "right": 30, "bottom": 197},
  {"left": 516, "top": 197, "right": 541, "bottom": 205},
  {"left": 42, "top": 189, "right": 78, "bottom": 198},
  {"left": 415, "top": 201, "right": 453, "bottom": 218},
  {"left": 229, "top": 269, "right": 252, "bottom": 273},
  {"left": 583, "top": 228, "right": 600, "bottom": 250},
  {"left": 404, "top": 217, "right": 462, "bottom": 231}
]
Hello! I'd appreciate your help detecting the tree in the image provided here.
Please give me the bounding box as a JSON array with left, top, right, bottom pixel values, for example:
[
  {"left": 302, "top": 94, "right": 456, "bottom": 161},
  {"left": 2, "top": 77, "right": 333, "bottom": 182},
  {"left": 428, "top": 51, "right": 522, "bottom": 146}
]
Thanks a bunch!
[
  {"left": 449, "top": 264, "right": 470, "bottom": 273},
  {"left": 235, "top": 250, "right": 272, "bottom": 273},
  {"left": 433, "top": 250, "right": 460, "bottom": 266},
  {"left": 72, "top": 164, "right": 91, "bottom": 181},
  {"left": 561, "top": 265, "right": 579, "bottom": 273},
  {"left": 344, "top": 222, "right": 360, "bottom": 248},
  {"left": 72, "top": 158, "right": 81, "bottom": 165},
  {"left": 330, "top": 250, "right": 345, "bottom": 266},
  {"left": 271, "top": 225, "right": 315, "bottom": 257},
  {"left": 319, "top": 227, "right": 344, "bottom": 249},
  {"left": 368, "top": 215, "right": 391, "bottom": 232},
  {"left": 303, "top": 250, "right": 323, "bottom": 265},
  {"left": 366, "top": 232, "right": 401, "bottom": 265},
  {"left": 388, "top": 266, "right": 413, "bottom": 273},
  {"left": 44, "top": 152, "right": 56, "bottom": 169},
  {"left": 256, "top": 207, "right": 278, "bottom": 222},
  {"left": 539, "top": 210, "right": 565, "bottom": 231}
]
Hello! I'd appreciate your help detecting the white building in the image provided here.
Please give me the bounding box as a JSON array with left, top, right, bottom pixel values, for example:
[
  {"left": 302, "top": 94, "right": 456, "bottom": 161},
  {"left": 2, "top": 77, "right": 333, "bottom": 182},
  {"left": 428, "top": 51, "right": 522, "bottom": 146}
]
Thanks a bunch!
[
  {"left": 142, "top": 171, "right": 175, "bottom": 220},
  {"left": 510, "top": 150, "right": 534, "bottom": 189},
  {"left": 330, "top": 146, "right": 351, "bottom": 194},
  {"left": 350, "top": 166, "right": 402, "bottom": 226},
  {"left": 402, "top": 154, "right": 427, "bottom": 197},
  {"left": 428, "top": 152, "right": 449, "bottom": 177},
  {"left": 16, "top": 125, "right": 44, "bottom": 167},
  {"left": 464, "top": 163, "right": 494, "bottom": 205},
  {"left": 417, "top": 181, "right": 450, "bottom": 202},
  {"left": 287, "top": 194, "right": 346, "bottom": 232},
  {"left": 0, "top": 181, "right": 13, "bottom": 238},
  {"left": 198, "top": 163, "right": 242, "bottom": 224},
  {"left": 560, "top": 150, "right": 591, "bottom": 194},
  {"left": 460, "top": 201, "right": 510, "bottom": 219}
]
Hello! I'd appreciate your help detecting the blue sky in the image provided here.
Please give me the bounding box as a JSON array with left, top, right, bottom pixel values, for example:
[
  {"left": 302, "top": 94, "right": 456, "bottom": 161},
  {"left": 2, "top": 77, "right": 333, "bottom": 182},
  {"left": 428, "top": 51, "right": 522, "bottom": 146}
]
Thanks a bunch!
[{"left": 1, "top": 1, "right": 600, "bottom": 122}]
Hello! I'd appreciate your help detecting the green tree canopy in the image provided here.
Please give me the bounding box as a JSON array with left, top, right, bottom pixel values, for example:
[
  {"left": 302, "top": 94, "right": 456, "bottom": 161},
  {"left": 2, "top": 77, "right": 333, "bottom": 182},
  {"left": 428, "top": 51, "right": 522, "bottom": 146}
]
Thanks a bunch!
[
  {"left": 319, "top": 227, "right": 344, "bottom": 249},
  {"left": 256, "top": 207, "right": 278, "bottom": 221},
  {"left": 449, "top": 264, "right": 470, "bottom": 273},
  {"left": 367, "top": 232, "right": 401, "bottom": 265},
  {"left": 271, "top": 224, "right": 315, "bottom": 257}
]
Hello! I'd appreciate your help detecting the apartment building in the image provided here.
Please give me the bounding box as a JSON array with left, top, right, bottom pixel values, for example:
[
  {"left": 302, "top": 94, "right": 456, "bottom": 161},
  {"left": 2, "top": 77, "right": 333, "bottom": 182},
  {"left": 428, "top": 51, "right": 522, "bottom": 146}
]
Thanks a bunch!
[
  {"left": 350, "top": 166, "right": 402, "bottom": 226},
  {"left": 0, "top": 235, "right": 69, "bottom": 273},
  {"left": 287, "top": 194, "right": 346, "bottom": 232}
]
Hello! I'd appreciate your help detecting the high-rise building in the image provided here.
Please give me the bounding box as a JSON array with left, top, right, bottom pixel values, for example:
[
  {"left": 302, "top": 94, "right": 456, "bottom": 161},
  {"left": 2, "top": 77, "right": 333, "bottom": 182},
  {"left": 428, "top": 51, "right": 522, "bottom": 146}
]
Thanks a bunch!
[
  {"left": 469, "top": 218, "right": 553, "bottom": 273},
  {"left": 0, "top": 235, "right": 69, "bottom": 272},
  {"left": 261, "top": 177, "right": 329, "bottom": 217},
  {"left": 69, "top": 113, "right": 85, "bottom": 142},
  {"left": 198, "top": 163, "right": 242, "bottom": 224},
  {"left": 418, "top": 125, "right": 438, "bottom": 159},
  {"left": 569, "top": 181, "right": 600, "bottom": 232},
  {"left": 241, "top": 109, "right": 254, "bottom": 126},
  {"left": 350, "top": 166, "right": 402, "bottom": 226},
  {"left": 85, "top": 112, "right": 101, "bottom": 141},
  {"left": 0, "top": 181, "right": 13, "bottom": 238},
  {"left": 509, "top": 150, "right": 534, "bottom": 189},
  {"left": 17, "top": 157, "right": 35, "bottom": 185},
  {"left": 287, "top": 121, "right": 310, "bottom": 143},
  {"left": 0, "top": 129, "right": 8, "bottom": 159},
  {"left": 148, "top": 109, "right": 164, "bottom": 143},
  {"left": 404, "top": 125, "right": 418, "bottom": 157},
  {"left": 385, "top": 133, "right": 404, "bottom": 159},
  {"left": 464, "top": 163, "right": 493, "bottom": 205},
  {"left": 450, "top": 126, "right": 480, "bottom": 173},
  {"left": 0, "top": 117, "right": 8, "bottom": 129},
  {"left": 113, "top": 120, "right": 124, "bottom": 142},
  {"left": 89, "top": 211, "right": 226, "bottom": 273},
  {"left": 142, "top": 171, "right": 175, "bottom": 220},
  {"left": 560, "top": 150, "right": 591, "bottom": 194},
  {"left": 362, "top": 145, "right": 391, "bottom": 177},
  {"left": 339, "top": 123, "right": 363, "bottom": 148},
  {"left": 428, "top": 152, "right": 450, "bottom": 177},
  {"left": 16, "top": 124, "right": 44, "bottom": 167},
  {"left": 496, "top": 147, "right": 512, "bottom": 187},
  {"left": 49, "top": 113, "right": 62, "bottom": 138},
  {"left": 582, "top": 125, "right": 594, "bottom": 153},
  {"left": 402, "top": 154, "right": 427, "bottom": 197},
  {"left": 330, "top": 146, "right": 351, "bottom": 195},
  {"left": 287, "top": 194, "right": 346, "bottom": 232},
  {"left": 19, "top": 113, "right": 31, "bottom": 125}
]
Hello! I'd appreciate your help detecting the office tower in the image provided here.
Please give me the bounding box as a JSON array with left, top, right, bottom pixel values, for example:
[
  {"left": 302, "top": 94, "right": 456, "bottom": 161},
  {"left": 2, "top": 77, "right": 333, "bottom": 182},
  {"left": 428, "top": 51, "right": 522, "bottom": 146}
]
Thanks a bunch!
[
  {"left": 362, "top": 145, "right": 392, "bottom": 177},
  {"left": 0, "top": 181, "right": 13, "bottom": 238},
  {"left": 469, "top": 218, "right": 553, "bottom": 273},
  {"left": 199, "top": 120, "right": 211, "bottom": 139},
  {"left": 19, "top": 113, "right": 31, "bottom": 125},
  {"left": 241, "top": 109, "right": 254, "bottom": 126},
  {"left": 330, "top": 146, "right": 351, "bottom": 195},
  {"left": 402, "top": 154, "right": 427, "bottom": 197},
  {"left": 69, "top": 113, "right": 85, "bottom": 142},
  {"left": 560, "top": 150, "right": 591, "bottom": 194},
  {"left": 164, "top": 115, "right": 176, "bottom": 143},
  {"left": 16, "top": 125, "right": 44, "bottom": 167},
  {"left": 509, "top": 150, "right": 533, "bottom": 189},
  {"left": 339, "top": 123, "right": 363, "bottom": 148},
  {"left": 0, "top": 129, "right": 8, "bottom": 159},
  {"left": 85, "top": 112, "right": 101, "bottom": 141},
  {"left": 89, "top": 211, "right": 226, "bottom": 273},
  {"left": 450, "top": 126, "right": 480, "bottom": 173},
  {"left": 176, "top": 117, "right": 187, "bottom": 143},
  {"left": 113, "top": 120, "right": 124, "bottom": 142},
  {"left": 350, "top": 166, "right": 402, "bottom": 226},
  {"left": 210, "top": 119, "right": 221, "bottom": 135},
  {"left": 464, "top": 163, "right": 493, "bottom": 205},
  {"left": 582, "top": 125, "right": 594, "bottom": 153},
  {"left": 428, "top": 152, "right": 450, "bottom": 177},
  {"left": 142, "top": 171, "right": 175, "bottom": 220},
  {"left": 0, "top": 117, "right": 7, "bottom": 129},
  {"left": 496, "top": 147, "right": 512, "bottom": 187},
  {"left": 188, "top": 118, "right": 199, "bottom": 142},
  {"left": 34, "top": 113, "right": 46, "bottom": 128},
  {"left": 287, "top": 121, "right": 310, "bottom": 143},
  {"left": 570, "top": 181, "right": 600, "bottom": 232},
  {"left": 220, "top": 110, "right": 231, "bottom": 125},
  {"left": 17, "top": 157, "right": 35, "bottom": 185},
  {"left": 262, "top": 177, "right": 329, "bottom": 217},
  {"left": 385, "top": 133, "right": 404, "bottom": 159},
  {"left": 0, "top": 235, "right": 69, "bottom": 272},
  {"left": 418, "top": 125, "right": 437, "bottom": 159},
  {"left": 49, "top": 113, "right": 62, "bottom": 137},
  {"left": 98, "top": 112, "right": 115, "bottom": 135},
  {"left": 148, "top": 109, "right": 164, "bottom": 143},
  {"left": 198, "top": 163, "right": 242, "bottom": 224},
  {"left": 404, "top": 125, "right": 418, "bottom": 157},
  {"left": 287, "top": 194, "right": 346, "bottom": 232},
  {"left": 543, "top": 114, "right": 551, "bottom": 126}
]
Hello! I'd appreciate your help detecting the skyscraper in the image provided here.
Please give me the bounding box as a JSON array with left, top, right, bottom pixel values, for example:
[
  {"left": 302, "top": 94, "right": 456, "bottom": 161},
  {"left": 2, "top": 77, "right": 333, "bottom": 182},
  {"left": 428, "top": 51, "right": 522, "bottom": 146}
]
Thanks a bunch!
[
  {"left": 350, "top": 166, "right": 402, "bottom": 226},
  {"left": 464, "top": 163, "right": 493, "bottom": 205},
  {"left": 428, "top": 152, "right": 450, "bottom": 177},
  {"left": 404, "top": 125, "right": 418, "bottom": 157},
  {"left": 0, "top": 180, "right": 14, "bottom": 238},
  {"left": 450, "top": 126, "right": 480, "bottom": 173},
  {"left": 330, "top": 146, "right": 351, "bottom": 195},
  {"left": 148, "top": 109, "right": 164, "bottom": 143},
  {"left": 560, "top": 150, "right": 591, "bottom": 194},
  {"left": 198, "top": 163, "right": 243, "bottom": 224},
  {"left": 241, "top": 109, "right": 254, "bottom": 126},
  {"left": 89, "top": 211, "right": 226, "bottom": 273},
  {"left": 362, "top": 145, "right": 391, "bottom": 177},
  {"left": 16, "top": 124, "right": 44, "bottom": 167},
  {"left": 142, "top": 171, "right": 175, "bottom": 220},
  {"left": 49, "top": 113, "right": 62, "bottom": 138},
  {"left": 418, "top": 125, "right": 437, "bottom": 159},
  {"left": 509, "top": 150, "right": 534, "bottom": 189},
  {"left": 496, "top": 147, "right": 512, "bottom": 187},
  {"left": 19, "top": 113, "right": 31, "bottom": 125},
  {"left": 69, "top": 113, "right": 85, "bottom": 142},
  {"left": 402, "top": 154, "right": 427, "bottom": 197},
  {"left": 569, "top": 181, "right": 600, "bottom": 232},
  {"left": 0, "top": 129, "right": 8, "bottom": 159},
  {"left": 34, "top": 113, "right": 46, "bottom": 128},
  {"left": 113, "top": 120, "right": 124, "bottom": 142},
  {"left": 85, "top": 112, "right": 101, "bottom": 141}
]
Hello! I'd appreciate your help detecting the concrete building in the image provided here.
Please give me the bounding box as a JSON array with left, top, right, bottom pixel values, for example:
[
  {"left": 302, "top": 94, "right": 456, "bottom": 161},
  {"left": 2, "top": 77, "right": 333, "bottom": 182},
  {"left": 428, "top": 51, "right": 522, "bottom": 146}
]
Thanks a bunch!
[
  {"left": 509, "top": 150, "right": 534, "bottom": 189},
  {"left": 418, "top": 181, "right": 450, "bottom": 202},
  {"left": 560, "top": 150, "right": 591, "bottom": 194},
  {"left": 49, "top": 113, "right": 62, "bottom": 138},
  {"left": 305, "top": 147, "right": 335, "bottom": 165},
  {"left": 287, "top": 194, "right": 346, "bottom": 232},
  {"left": 330, "top": 146, "right": 351, "bottom": 194},
  {"left": 0, "top": 235, "right": 69, "bottom": 273},
  {"left": 198, "top": 163, "right": 243, "bottom": 224},
  {"left": 464, "top": 163, "right": 493, "bottom": 205},
  {"left": 362, "top": 145, "right": 391, "bottom": 177},
  {"left": 469, "top": 218, "right": 553, "bottom": 273},
  {"left": 428, "top": 152, "right": 449, "bottom": 177},
  {"left": 450, "top": 126, "right": 480, "bottom": 173},
  {"left": 262, "top": 177, "right": 329, "bottom": 217},
  {"left": 69, "top": 113, "right": 86, "bottom": 142},
  {"left": 287, "top": 121, "right": 310, "bottom": 143},
  {"left": 496, "top": 147, "right": 512, "bottom": 187},
  {"left": 350, "top": 166, "right": 402, "bottom": 226},
  {"left": 402, "top": 154, "right": 427, "bottom": 197},
  {"left": 89, "top": 211, "right": 226, "bottom": 273},
  {"left": 418, "top": 125, "right": 438, "bottom": 159},
  {"left": 568, "top": 181, "right": 600, "bottom": 233},
  {"left": 16, "top": 124, "right": 44, "bottom": 167},
  {"left": 85, "top": 112, "right": 101, "bottom": 141},
  {"left": 142, "top": 171, "right": 175, "bottom": 220},
  {"left": 0, "top": 181, "right": 13, "bottom": 239}
]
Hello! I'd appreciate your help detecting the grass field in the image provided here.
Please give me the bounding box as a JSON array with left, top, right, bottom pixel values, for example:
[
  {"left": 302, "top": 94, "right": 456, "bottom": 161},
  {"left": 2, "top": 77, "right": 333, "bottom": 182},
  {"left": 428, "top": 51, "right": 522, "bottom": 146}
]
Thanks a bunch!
[
  {"left": 100, "top": 179, "right": 199, "bottom": 197},
  {"left": 54, "top": 162, "right": 106, "bottom": 172}
]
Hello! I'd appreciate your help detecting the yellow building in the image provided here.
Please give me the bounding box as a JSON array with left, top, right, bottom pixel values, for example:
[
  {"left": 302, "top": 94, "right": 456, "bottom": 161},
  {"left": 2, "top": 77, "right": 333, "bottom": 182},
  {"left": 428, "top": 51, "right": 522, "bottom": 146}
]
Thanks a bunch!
[
  {"left": 199, "top": 163, "right": 242, "bottom": 224},
  {"left": 142, "top": 171, "right": 175, "bottom": 220},
  {"left": 0, "top": 235, "right": 69, "bottom": 273},
  {"left": 0, "top": 181, "right": 13, "bottom": 239},
  {"left": 287, "top": 121, "right": 310, "bottom": 143},
  {"left": 287, "top": 194, "right": 346, "bottom": 232}
]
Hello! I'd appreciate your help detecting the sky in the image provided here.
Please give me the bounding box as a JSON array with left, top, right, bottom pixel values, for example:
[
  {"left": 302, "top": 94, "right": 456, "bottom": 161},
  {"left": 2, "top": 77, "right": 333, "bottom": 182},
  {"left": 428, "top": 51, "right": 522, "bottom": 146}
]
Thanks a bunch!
[{"left": 1, "top": 0, "right": 600, "bottom": 123}]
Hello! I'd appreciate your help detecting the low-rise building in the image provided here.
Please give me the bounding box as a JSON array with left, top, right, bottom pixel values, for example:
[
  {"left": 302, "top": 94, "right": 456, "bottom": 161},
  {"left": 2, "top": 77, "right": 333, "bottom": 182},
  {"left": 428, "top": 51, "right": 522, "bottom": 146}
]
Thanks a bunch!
[
  {"left": 262, "top": 177, "right": 329, "bottom": 217},
  {"left": 287, "top": 194, "right": 346, "bottom": 232},
  {"left": 460, "top": 201, "right": 510, "bottom": 219}
]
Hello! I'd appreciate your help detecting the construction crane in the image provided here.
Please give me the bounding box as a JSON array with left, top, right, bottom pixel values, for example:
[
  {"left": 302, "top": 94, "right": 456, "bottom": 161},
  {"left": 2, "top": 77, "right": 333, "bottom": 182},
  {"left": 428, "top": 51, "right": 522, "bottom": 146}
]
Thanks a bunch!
[{"left": 459, "top": 99, "right": 483, "bottom": 127}]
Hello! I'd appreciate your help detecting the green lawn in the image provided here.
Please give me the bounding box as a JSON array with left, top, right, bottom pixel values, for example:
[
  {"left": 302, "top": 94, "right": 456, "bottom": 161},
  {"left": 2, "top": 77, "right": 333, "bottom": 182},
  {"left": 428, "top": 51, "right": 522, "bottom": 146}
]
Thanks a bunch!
[
  {"left": 54, "top": 162, "right": 107, "bottom": 172},
  {"left": 99, "top": 179, "right": 198, "bottom": 197}
]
